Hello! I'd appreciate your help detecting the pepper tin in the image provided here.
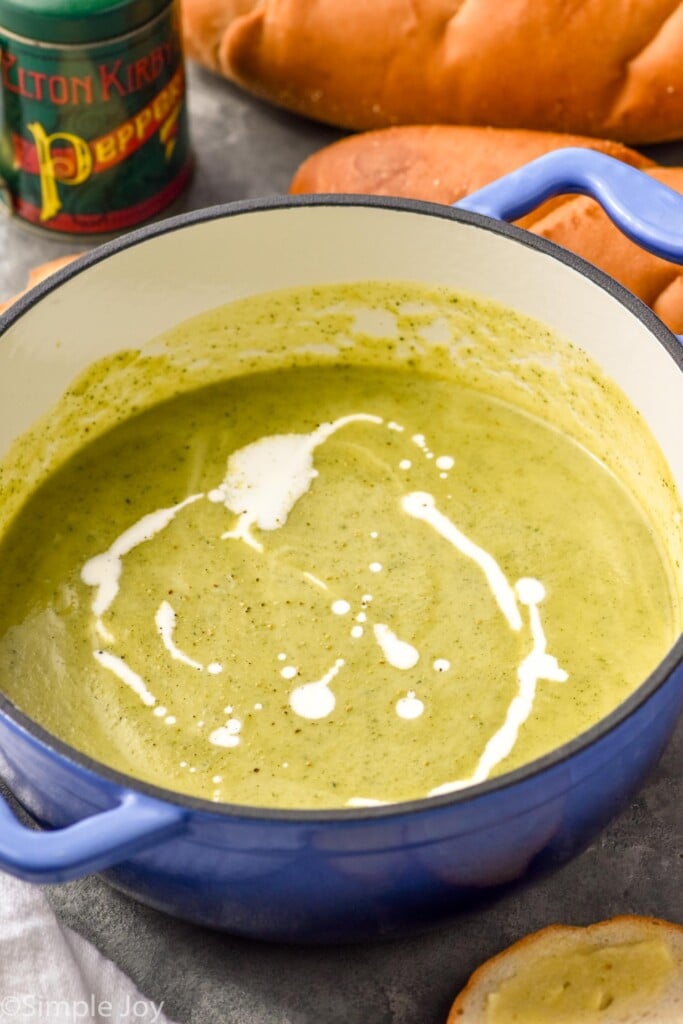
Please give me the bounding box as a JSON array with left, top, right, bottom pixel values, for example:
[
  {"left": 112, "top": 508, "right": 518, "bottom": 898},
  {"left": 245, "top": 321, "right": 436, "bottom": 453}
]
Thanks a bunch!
[{"left": 0, "top": 0, "right": 192, "bottom": 234}]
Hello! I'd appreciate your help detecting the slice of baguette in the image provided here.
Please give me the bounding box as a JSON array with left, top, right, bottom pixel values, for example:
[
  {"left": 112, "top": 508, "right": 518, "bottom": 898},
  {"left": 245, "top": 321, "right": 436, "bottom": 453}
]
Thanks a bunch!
[{"left": 448, "top": 916, "right": 683, "bottom": 1023}]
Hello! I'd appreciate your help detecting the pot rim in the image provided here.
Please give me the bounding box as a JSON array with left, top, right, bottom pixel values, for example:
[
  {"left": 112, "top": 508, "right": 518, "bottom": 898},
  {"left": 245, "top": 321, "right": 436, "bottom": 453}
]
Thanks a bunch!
[{"left": 1, "top": 192, "right": 682, "bottom": 824}]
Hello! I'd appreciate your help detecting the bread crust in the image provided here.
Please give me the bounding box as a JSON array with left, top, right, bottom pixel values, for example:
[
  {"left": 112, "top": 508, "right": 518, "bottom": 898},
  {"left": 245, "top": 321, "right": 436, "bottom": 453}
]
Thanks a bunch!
[
  {"left": 448, "top": 915, "right": 683, "bottom": 1022},
  {"left": 181, "top": 0, "right": 683, "bottom": 142},
  {"left": 289, "top": 125, "right": 683, "bottom": 334}
]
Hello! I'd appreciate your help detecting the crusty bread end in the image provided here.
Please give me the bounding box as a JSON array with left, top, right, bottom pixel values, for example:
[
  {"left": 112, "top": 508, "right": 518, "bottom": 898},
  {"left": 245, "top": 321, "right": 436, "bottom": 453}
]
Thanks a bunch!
[{"left": 448, "top": 916, "right": 683, "bottom": 1023}]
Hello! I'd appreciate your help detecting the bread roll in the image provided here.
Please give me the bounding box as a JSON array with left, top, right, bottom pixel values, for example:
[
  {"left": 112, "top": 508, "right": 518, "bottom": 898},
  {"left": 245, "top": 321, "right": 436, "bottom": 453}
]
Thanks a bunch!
[
  {"left": 181, "top": 0, "right": 683, "bottom": 143},
  {"left": 448, "top": 916, "right": 683, "bottom": 1023},
  {"left": 290, "top": 126, "right": 683, "bottom": 334},
  {"left": 0, "top": 255, "right": 80, "bottom": 315},
  {"left": 289, "top": 126, "right": 653, "bottom": 209},
  {"left": 532, "top": 167, "right": 683, "bottom": 334}
]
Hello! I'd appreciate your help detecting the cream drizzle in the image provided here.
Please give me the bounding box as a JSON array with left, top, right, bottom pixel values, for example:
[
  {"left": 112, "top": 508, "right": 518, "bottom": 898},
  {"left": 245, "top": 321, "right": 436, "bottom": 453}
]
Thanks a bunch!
[
  {"left": 402, "top": 491, "right": 522, "bottom": 631},
  {"left": 93, "top": 650, "right": 157, "bottom": 708},
  {"left": 303, "top": 572, "right": 328, "bottom": 591},
  {"left": 155, "top": 601, "right": 204, "bottom": 671},
  {"left": 80, "top": 409, "right": 571, "bottom": 803},
  {"left": 428, "top": 577, "right": 567, "bottom": 796},
  {"left": 209, "top": 414, "right": 382, "bottom": 551},
  {"left": 82, "top": 494, "right": 203, "bottom": 625}
]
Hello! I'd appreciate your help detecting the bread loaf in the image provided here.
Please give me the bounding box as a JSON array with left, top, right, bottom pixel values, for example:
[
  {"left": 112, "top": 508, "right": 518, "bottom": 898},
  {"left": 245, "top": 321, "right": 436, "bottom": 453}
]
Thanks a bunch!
[
  {"left": 181, "top": 0, "right": 683, "bottom": 143},
  {"left": 447, "top": 916, "right": 683, "bottom": 1022},
  {"left": 290, "top": 126, "right": 683, "bottom": 334}
]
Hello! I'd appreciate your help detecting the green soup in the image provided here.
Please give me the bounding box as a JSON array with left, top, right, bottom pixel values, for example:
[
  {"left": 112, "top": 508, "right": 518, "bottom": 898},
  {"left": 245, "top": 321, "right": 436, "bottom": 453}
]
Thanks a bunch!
[{"left": 0, "top": 282, "right": 680, "bottom": 809}]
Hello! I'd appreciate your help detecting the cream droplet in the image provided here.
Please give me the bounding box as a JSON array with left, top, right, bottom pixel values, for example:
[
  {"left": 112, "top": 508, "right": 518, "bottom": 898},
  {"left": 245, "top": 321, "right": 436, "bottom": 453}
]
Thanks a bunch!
[
  {"left": 281, "top": 665, "right": 298, "bottom": 680},
  {"left": 515, "top": 577, "right": 546, "bottom": 605},
  {"left": 436, "top": 455, "right": 454, "bottom": 470},
  {"left": 331, "top": 599, "right": 351, "bottom": 615},
  {"left": 369, "top": 562, "right": 383, "bottom": 573},
  {"left": 209, "top": 718, "right": 242, "bottom": 748},
  {"left": 433, "top": 658, "right": 450, "bottom": 672},
  {"left": 373, "top": 624, "right": 419, "bottom": 669},
  {"left": 289, "top": 659, "right": 344, "bottom": 720},
  {"left": 396, "top": 691, "right": 424, "bottom": 720}
]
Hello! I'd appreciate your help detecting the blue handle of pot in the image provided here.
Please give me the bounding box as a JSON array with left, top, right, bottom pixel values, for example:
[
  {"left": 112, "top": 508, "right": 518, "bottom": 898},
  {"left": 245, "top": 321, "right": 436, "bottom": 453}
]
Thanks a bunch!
[
  {"left": 0, "top": 788, "right": 186, "bottom": 883},
  {"left": 455, "top": 148, "right": 683, "bottom": 344}
]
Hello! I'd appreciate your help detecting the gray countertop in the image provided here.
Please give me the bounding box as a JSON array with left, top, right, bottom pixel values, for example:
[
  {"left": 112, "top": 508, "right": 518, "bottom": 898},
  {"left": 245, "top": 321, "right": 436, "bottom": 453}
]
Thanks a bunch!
[{"left": 1, "top": 60, "right": 682, "bottom": 1024}]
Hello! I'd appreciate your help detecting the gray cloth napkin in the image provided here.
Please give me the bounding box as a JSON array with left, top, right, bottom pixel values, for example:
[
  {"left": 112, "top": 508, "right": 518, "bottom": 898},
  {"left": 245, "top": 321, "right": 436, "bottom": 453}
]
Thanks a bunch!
[{"left": 0, "top": 873, "right": 172, "bottom": 1023}]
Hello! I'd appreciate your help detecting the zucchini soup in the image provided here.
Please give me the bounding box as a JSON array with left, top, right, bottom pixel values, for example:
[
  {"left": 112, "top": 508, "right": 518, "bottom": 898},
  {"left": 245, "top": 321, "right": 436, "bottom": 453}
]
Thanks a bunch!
[{"left": 0, "top": 281, "right": 680, "bottom": 810}]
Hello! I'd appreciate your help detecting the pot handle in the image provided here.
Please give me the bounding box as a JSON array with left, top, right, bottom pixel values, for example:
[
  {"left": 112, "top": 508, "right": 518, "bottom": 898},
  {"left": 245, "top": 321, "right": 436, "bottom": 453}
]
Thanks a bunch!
[
  {"left": 455, "top": 148, "right": 683, "bottom": 344},
  {"left": 0, "top": 788, "right": 186, "bottom": 883}
]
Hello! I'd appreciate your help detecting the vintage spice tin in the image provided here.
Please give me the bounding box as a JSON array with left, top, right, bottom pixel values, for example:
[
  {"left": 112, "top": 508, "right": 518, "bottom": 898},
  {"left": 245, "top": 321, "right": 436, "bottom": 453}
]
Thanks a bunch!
[{"left": 0, "top": 0, "right": 192, "bottom": 234}]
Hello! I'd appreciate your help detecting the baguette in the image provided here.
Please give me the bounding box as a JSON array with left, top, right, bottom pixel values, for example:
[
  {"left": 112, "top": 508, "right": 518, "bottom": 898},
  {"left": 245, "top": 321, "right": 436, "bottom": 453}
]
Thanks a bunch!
[
  {"left": 289, "top": 126, "right": 683, "bottom": 334},
  {"left": 448, "top": 916, "right": 683, "bottom": 1023},
  {"left": 180, "top": 0, "right": 683, "bottom": 143}
]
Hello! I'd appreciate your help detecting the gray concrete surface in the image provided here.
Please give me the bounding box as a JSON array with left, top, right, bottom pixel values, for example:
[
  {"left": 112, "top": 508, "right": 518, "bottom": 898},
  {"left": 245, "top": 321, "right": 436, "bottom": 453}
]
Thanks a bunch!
[{"left": 1, "top": 60, "right": 682, "bottom": 1024}]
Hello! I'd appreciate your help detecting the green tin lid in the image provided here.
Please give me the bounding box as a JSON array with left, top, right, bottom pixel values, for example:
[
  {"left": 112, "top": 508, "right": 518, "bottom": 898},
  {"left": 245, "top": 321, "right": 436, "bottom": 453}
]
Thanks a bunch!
[{"left": 0, "top": 0, "right": 171, "bottom": 45}]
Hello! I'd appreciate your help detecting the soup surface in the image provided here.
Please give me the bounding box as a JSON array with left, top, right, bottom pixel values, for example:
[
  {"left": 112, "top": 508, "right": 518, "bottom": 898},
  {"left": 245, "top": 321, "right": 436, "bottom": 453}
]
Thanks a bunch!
[{"left": 0, "top": 282, "right": 679, "bottom": 809}]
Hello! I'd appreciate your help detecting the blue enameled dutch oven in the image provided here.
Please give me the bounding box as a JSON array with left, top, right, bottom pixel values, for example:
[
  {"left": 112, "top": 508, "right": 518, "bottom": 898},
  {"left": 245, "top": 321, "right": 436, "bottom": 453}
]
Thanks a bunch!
[{"left": 0, "top": 150, "right": 682, "bottom": 943}]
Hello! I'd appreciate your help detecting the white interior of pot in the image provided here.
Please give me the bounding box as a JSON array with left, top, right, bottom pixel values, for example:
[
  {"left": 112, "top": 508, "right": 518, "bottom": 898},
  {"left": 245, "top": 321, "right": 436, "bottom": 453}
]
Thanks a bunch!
[{"left": 1, "top": 203, "right": 682, "bottom": 497}]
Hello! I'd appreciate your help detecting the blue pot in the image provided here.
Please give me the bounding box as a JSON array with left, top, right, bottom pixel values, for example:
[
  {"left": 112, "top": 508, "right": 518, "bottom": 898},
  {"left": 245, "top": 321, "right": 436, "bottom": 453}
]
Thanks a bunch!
[{"left": 0, "top": 150, "right": 681, "bottom": 942}]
